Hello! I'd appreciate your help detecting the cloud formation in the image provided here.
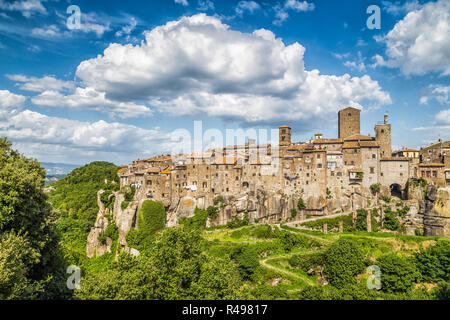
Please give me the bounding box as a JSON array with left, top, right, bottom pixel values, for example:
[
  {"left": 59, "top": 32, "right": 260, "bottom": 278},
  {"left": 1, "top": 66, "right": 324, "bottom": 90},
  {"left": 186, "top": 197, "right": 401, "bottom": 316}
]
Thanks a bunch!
[
  {"left": 31, "top": 87, "right": 152, "bottom": 119},
  {"left": 76, "top": 14, "right": 390, "bottom": 126},
  {"left": 0, "top": 89, "right": 26, "bottom": 109},
  {"left": 273, "top": 0, "right": 315, "bottom": 26},
  {"left": 7, "top": 74, "right": 75, "bottom": 92},
  {"left": 420, "top": 85, "right": 450, "bottom": 106},
  {"left": 0, "top": 109, "right": 174, "bottom": 163},
  {"left": 0, "top": 0, "right": 46, "bottom": 18},
  {"left": 374, "top": 0, "right": 450, "bottom": 76}
]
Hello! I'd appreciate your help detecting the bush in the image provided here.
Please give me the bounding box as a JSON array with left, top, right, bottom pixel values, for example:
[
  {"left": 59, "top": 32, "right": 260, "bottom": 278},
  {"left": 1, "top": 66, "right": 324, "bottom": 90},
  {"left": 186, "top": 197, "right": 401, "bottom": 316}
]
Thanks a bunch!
[
  {"left": 376, "top": 254, "right": 421, "bottom": 293},
  {"left": 291, "top": 208, "right": 297, "bottom": 219},
  {"left": 383, "top": 210, "right": 400, "bottom": 231},
  {"left": 252, "top": 225, "right": 273, "bottom": 239},
  {"left": 231, "top": 245, "right": 259, "bottom": 280},
  {"left": 323, "top": 239, "right": 365, "bottom": 288},
  {"left": 226, "top": 212, "right": 249, "bottom": 229},
  {"left": 180, "top": 207, "right": 208, "bottom": 230},
  {"left": 370, "top": 183, "right": 381, "bottom": 195},
  {"left": 297, "top": 198, "right": 306, "bottom": 210},
  {"left": 207, "top": 206, "right": 219, "bottom": 219},
  {"left": 415, "top": 241, "right": 449, "bottom": 283},
  {"left": 121, "top": 201, "right": 129, "bottom": 211}
]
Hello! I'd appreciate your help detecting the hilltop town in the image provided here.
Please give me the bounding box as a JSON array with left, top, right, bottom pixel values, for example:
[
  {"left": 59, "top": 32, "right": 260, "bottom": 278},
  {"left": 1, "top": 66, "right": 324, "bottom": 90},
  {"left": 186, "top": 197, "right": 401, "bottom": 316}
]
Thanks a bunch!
[{"left": 98, "top": 107, "right": 449, "bottom": 251}]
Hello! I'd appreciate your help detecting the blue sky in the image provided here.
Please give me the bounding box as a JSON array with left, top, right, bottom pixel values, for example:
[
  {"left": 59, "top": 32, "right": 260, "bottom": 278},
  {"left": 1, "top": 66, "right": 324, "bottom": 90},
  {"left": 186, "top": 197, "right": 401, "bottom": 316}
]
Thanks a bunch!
[{"left": 0, "top": 0, "right": 448, "bottom": 165}]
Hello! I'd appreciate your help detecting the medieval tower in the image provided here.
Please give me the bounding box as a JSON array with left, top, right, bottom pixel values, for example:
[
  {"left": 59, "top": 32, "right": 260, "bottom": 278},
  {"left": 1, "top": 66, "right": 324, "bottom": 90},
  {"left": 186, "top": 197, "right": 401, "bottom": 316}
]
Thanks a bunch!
[
  {"left": 279, "top": 125, "right": 291, "bottom": 146},
  {"left": 375, "top": 113, "right": 392, "bottom": 158},
  {"left": 338, "top": 107, "right": 361, "bottom": 139}
]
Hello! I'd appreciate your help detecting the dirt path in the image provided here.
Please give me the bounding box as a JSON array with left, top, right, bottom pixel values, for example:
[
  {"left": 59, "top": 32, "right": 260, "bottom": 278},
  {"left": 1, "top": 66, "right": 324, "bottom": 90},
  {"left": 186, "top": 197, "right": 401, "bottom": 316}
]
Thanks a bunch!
[{"left": 260, "top": 252, "right": 317, "bottom": 286}]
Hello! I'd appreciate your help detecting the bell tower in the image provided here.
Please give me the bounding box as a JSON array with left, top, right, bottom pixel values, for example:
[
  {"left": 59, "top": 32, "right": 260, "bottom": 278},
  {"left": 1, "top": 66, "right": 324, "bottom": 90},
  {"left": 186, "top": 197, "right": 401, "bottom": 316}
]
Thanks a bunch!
[
  {"left": 375, "top": 112, "right": 392, "bottom": 158},
  {"left": 279, "top": 125, "right": 291, "bottom": 146}
]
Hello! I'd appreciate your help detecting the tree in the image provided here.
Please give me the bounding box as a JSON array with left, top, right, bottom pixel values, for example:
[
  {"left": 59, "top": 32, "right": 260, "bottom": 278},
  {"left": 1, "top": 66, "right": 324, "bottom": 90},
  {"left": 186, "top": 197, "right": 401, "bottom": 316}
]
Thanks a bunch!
[
  {"left": 0, "top": 137, "right": 69, "bottom": 299},
  {"left": 323, "top": 239, "right": 365, "bottom": 288},
  {"left": 376, "top": 254, "right": 421, "bottom": 293},
  {"left": 415, "top": 241, "right": 449, "bottom": 283},
  {"left": 231, "top": 245, "right": 260, "bottom": 280},
  {"left": 76, "top": 227, "right": 245, "bottom": 300},
  {"left": 297, "top": 198, "right": 306, "bottom": 210}
]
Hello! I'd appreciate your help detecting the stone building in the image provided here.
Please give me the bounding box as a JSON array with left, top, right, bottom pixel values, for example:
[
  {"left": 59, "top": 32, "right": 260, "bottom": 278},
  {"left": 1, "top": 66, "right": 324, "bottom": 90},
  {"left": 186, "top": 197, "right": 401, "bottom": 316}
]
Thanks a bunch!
[{"left": 117, "top": 107, "right": 449, "bottom": 229}]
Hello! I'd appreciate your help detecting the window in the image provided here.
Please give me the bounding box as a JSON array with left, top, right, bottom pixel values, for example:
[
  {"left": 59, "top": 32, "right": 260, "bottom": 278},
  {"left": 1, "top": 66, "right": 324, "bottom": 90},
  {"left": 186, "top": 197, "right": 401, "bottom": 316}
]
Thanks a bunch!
[
  {"left": 426, "top": 171, "right": 431, "bottom": 178},
  {"left": 317, "top": 154, "right": 321, "bottom": 159},
  {"left": 203, "top": 182, "right": 207, "bottom": 188},
  {"left": 433, "top": 171, "right": 437, "bottom": 178},
  {"left": 370, "top": 167, "right": 374, "bottom": 174},
  {"left": 348, "top": 113, "right": 352, "bottom": 116},
  {"left": 372, "top": 154, "right": 376, "bottom": 159},
  {"left": 351, "top": 161, "right": 354, "bottom": 165},
  {"left": 193, "top": 181, "right": 197, "bottom": 185},
  {"left": 317, "top": 164, "right": 322, "bottom": 169}
]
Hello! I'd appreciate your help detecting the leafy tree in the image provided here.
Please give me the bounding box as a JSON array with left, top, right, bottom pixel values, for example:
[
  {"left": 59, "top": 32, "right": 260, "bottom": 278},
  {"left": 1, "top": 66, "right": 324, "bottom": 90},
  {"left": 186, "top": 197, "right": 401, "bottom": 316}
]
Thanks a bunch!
[
  {"left": 323, "top": 239, "right": 365, "bottom": 288},
  {"left": 76, "top": 228, "right": 244, "bottom": 300},
  {"left": 376, "top": 254, "right": 421, "bottom": 293},
  {"left": 231, "top": 245, "right": 260, "bottom": 280},
  {"left": 297, "top": 198, "right": 306, "bottom": 210},
  {"left": 126, "top": 200, "right": 165, "bottom": 250},
  {"left": 252, "top": 225, "right": 273, "bottom": 239},
  {"left": 415, "top": 241, "right": 449, "bottom": 283},
  {"left": 0, "top": 137, "right": 69, "bottom": 299}
]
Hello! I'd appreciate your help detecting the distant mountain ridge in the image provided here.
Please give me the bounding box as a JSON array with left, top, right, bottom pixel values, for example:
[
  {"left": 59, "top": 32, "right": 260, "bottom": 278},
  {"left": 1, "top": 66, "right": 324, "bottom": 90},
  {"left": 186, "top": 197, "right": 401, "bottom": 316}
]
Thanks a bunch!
[{"left": 42, "top": 162, "right": 82, "bottom": 175}]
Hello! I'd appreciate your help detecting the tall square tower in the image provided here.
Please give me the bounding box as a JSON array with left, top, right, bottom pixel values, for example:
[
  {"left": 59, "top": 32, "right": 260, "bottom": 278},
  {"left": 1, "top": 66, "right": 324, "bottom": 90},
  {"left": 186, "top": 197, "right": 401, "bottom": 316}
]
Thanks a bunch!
[{"left": 338, "top": 107, "right": 361, "bottom": 139}]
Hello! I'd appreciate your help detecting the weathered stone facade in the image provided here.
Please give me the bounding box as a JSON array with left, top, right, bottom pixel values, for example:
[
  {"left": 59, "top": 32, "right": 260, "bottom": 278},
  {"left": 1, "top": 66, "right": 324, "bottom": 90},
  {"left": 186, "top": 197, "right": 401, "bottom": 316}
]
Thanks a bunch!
[{"left": 115, "top": 108, "right": 450, "bottom": 238}]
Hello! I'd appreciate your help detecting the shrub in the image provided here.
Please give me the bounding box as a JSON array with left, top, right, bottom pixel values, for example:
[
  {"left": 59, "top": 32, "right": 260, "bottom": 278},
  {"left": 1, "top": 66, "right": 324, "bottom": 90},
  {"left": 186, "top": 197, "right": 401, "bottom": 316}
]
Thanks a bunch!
[
  {"left": 180, "top": 207, "right": 208, "bottom": 229},
  {"left": 383, "top": 210, "right": 400, "bottom": 231},
  {"left": 355, "top": 209, "right": 368, "bottom": 231},
  {"left": 323, "top": 239, "right": 365, "bottom": 288},
  {"left": 138, "top": 200, "right": 166, "bottom": 236},
  {"left": 376, "top": 254, "right": 421, "bottom": 293},
  {"left": 252, "top": 225, "right": 273, "bottom": 239},
  {"left": 231, "top": 245, "right": 259, "bottom": 280},
  {"left": 291, "top": 208, "right": 297, "bottom": 219},
  {"left": 297, "top": 198, "right": 306, "bottom": 210},
  {"left": 415, "top": 241, "right": 449, "bottom": 283},
  {"left": 226, "top": 212, "right": 249, "bottom": 229},
  {"left": 207, "top": 206, "right": 219, "bottom": 219},
  {"left": 370, "top": 183, "right": 381, "bottom": 195},
  {"left": 121, "top": 201, "right": 129, "bottom": 211}
]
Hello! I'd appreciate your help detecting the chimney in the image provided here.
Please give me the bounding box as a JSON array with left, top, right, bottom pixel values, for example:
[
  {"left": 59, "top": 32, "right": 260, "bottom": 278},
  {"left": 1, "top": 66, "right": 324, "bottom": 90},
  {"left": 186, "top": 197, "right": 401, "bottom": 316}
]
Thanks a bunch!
[{"left": 384, "top": 113, "right": 388, "bottom": 124}]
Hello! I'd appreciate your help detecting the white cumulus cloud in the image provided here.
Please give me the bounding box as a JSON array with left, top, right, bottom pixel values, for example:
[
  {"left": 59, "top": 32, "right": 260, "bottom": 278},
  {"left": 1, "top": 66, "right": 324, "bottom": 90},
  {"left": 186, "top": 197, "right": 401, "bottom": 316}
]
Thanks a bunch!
[
  {"left": 75, "top": 14, "right": 391, "bottom": 126},
  {"left": 0, "top": 90, "right": 26, "bottom": 109},
  {"left": 374, "top": 0, "right": 450, "bottom": 76},
  {"left": 31, "top": 87, "right": 152, "bottom": 119},
  {"left": 0, "top": 110, "right": 175, "bottom": 164},
  {"left": 7, "top": 74, "right": 75, "bottom": 92}
]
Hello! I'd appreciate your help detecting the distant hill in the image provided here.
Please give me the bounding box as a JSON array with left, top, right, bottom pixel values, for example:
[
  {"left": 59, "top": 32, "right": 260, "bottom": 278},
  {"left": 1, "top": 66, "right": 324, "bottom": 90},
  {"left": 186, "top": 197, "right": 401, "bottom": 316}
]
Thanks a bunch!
[{"left": 42, "top": 162, "right": 81, "bottom": 175}]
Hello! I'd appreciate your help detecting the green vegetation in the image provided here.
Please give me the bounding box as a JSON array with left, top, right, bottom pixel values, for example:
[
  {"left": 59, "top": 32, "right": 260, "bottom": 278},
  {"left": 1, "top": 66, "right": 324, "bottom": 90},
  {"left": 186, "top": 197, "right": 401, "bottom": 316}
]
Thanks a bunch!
[
  {"left": 297, "top": 198, "right": 306, "bottom": 210},
  {"left": 2, "top": 137, "right": 449, "bottom": 301},
  {"left": 126, "top": 200, "right": 165, "bottom": 251},
  {"left": 376, "top": 254, "right": 421, "bottom": 293},
  {"left": 301, "top": 213, "right": 353, "bottom": 232},
  {"left": 370, "top": 183, "right": 381, "bottom": 195},
  {"left": 323, "top": 239, "right": 365, "bottom": 288},
  {"left": 0, "top": 138, "right": 69, "bottom": 299}
]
